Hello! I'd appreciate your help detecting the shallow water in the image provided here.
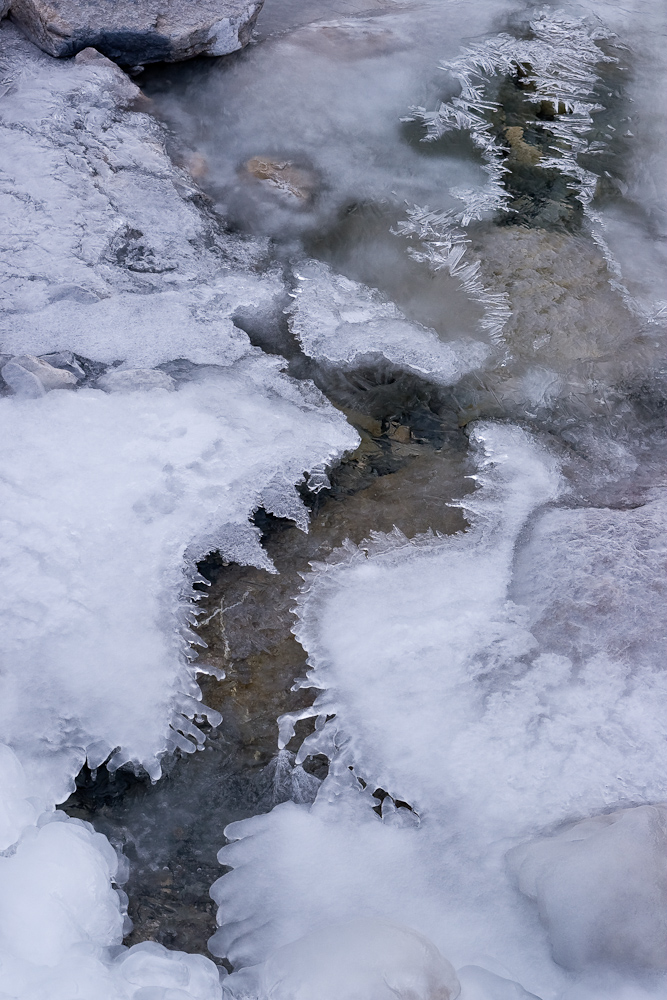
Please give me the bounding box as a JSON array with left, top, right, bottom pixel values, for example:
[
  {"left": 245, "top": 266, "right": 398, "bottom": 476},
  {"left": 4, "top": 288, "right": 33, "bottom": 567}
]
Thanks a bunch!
[{"left": 57, "top": 0, "right": 667, "bottom": 983}]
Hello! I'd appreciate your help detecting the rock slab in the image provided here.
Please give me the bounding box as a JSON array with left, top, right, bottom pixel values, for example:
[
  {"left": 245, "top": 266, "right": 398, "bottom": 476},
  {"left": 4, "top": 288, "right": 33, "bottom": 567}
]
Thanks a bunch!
[{"left": 7, "top": 0, "right": 263, "bottom": 63}]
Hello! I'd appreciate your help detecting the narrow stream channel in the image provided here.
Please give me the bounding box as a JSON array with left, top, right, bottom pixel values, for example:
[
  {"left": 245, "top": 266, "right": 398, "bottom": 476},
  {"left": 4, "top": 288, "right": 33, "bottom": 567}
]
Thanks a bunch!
[{"left": 53, "top": 0, "right": 667, "bottom": 981}]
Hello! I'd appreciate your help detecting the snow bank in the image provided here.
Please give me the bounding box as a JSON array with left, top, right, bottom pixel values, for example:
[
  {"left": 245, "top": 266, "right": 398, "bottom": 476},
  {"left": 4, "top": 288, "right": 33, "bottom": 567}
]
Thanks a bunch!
[
  {"left": 289, "top": 260, "right": 489, "bottom": 386},
  {"left": 212, "top": 424, "right": 667, "bottom": 998}
]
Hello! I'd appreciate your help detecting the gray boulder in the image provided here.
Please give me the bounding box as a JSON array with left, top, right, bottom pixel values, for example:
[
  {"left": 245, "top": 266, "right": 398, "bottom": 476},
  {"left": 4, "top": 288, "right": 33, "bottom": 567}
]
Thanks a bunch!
[{"left": 7, "top": 0, "right": 263, "bottom": 63}]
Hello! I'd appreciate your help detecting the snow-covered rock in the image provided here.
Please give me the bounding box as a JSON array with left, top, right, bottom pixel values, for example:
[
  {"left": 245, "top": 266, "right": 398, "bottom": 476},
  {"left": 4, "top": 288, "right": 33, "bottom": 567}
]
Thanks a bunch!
[
  {"left": 7, "top": 0, "right": 262, "bottom": 63},
  {"left": 0, "top": 24, "right": 278, "bottom": 370}
]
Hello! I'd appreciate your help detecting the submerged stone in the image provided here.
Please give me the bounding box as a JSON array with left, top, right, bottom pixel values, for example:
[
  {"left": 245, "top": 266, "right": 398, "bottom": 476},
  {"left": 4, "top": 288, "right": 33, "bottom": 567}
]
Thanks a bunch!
[
  {"left": 7, "top": 0, "right": 263, "bottom": 63},
  {"left": 244, "top": 156, "right": 318, "bottom": 202}
]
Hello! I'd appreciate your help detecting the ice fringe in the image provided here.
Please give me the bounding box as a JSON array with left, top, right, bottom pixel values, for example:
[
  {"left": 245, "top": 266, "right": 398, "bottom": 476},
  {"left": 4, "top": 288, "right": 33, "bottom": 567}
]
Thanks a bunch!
[
  {"left": 288, "top": 259, "right": 490, "bottom": 383},
  {"left": 213, "top": 421, "right": 667, "bottom": 992},
  {"left": 397, "top": 10, "right": 615, "bottom": 343}
]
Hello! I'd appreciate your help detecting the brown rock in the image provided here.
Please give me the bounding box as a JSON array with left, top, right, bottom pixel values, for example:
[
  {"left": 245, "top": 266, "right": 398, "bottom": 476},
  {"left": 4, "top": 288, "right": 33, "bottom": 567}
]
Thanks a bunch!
[{"left": 244, "top": 156, "right": 318, "bottom": 202}]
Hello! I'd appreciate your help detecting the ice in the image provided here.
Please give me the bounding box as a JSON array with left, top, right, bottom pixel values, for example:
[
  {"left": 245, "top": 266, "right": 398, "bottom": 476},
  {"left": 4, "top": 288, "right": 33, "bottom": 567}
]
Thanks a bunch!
[
  {"left": 212, "top": 422, "right": 667, "bottom": 997},
  {"left": 0, "top": 805, "right": 222, "bottom": 999},
  {"left": 0, "top": 24, "right": 280, "bottom": 369},
  {"left": 282, "top": 424, "right": 563, "bottom": 815},
  {"left": 0, "top": 360, "right": 357, "bottom": 811},
  {"left": 509, "top": 804, "right": 667, "bottom": 974},
  {"left": 289, "top": 260, "right": 490, "bottom": 385},
  {"left": 145, "top": 0, "right": 515, "bottom": 242},
  {"left": 1, "top": 356, "right": 78, "bottom": 394},
  {"left": 457, "top": 966, "right": 541, "bottom": 1000},
  {"left": 223, "top": 920, "right": 460, "bottom": 1000}
]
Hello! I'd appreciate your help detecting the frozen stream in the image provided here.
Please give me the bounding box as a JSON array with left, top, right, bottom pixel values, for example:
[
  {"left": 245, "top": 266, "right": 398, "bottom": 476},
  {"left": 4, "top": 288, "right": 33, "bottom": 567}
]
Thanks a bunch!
[{"left": 0, "top": 0, "right": 666, "bottom": 998}]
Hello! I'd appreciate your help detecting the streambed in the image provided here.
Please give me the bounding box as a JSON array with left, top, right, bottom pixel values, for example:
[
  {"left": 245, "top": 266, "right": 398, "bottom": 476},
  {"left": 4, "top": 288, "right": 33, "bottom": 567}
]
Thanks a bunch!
[{"left": 2, "top": 0, "right": 664, "bottom": 996}]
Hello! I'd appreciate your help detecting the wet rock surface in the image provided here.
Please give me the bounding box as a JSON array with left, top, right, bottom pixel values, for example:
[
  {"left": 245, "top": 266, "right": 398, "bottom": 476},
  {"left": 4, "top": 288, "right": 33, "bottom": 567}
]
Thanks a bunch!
[{"left": 7, "top": 0, "right": 262, "bottom": 63}]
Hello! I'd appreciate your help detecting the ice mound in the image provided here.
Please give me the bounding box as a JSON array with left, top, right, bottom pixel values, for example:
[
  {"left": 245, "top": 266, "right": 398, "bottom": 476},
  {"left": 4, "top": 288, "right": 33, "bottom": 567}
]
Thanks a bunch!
[
  {"left": 0, "top": 24, "right": 279, "bottom": 369},
  {"left": 509, "top": 804, "right": 667, "bottom": 973},
  {"left": 224, "top": 920, "right": 460, "bottom": 1000},
  {"left": 0, "top": 804, "right": 222, "bottom": 999},
  {"left": 0, "top": 359, "right": 357, "bottom": 810},
  {"left": 281, "top": 423, "right": 563, "bottom": 817},
  {"left": 289, "top": 261, "right": 489, "bottom": 386},
  {"left": 212, "top": 423, "right": 667, "bottom": 996}
]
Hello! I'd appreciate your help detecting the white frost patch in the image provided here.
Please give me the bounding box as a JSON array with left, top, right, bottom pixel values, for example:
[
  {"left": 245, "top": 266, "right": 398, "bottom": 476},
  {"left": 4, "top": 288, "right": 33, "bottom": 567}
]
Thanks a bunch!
[
  {"left": 0, "top": 359, "right": 357, "bottom": 809},
  {"left": 289, "top": 261, "right": 489, "bottom": 384},
  {"left": 212, "top": 424, "right": 667, "bottom": 998}
]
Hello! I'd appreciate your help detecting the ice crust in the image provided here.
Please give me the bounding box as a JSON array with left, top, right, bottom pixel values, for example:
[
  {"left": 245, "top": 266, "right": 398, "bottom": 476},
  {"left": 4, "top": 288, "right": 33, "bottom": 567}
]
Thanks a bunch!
[
  {"left": 212, "top": 424, "right": 667, "bottom": 998},
  {"left": 289, "top": 260, "right": 490, "bottom": 386},
  {"left": 0, "top": 24, "right": 280, "bottom": 369},
  {"left": 0, "top": 21, "right": 360, "bottom": 998}
]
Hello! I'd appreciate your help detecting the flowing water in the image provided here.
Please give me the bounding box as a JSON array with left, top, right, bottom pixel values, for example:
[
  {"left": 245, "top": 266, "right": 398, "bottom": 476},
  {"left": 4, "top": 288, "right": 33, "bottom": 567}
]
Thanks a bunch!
[{"left": 6, "top": 0, "right": 665, "bottom": 994}]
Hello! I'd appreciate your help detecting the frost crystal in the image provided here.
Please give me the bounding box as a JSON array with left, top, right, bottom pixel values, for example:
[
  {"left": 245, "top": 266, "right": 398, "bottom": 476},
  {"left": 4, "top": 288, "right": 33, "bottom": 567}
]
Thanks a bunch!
[
  {"left": 289, "top": 260, "right": 489, "bottom": 382},
  {"left": 398, "top": 11, "right": 615, "bottom": 344}
]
